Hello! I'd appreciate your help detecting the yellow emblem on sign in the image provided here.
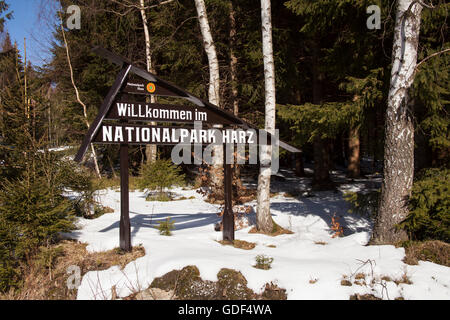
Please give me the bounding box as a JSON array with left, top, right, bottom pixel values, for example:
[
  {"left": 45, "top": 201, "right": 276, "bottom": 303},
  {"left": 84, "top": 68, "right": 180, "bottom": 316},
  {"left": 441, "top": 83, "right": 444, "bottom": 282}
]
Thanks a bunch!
[{"left": 146, "top": 82, "right": 156, "bottom": 93}]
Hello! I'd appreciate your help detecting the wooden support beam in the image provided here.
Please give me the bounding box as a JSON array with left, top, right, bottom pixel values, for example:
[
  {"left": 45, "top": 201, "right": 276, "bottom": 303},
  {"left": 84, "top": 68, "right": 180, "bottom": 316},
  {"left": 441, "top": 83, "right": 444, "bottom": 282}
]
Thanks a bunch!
[
  {"left": 222, "top": 145, "right": 234, "bottom": 241},
  {"left": 120, "top": 143, "right": 131, "bottom": 252}
]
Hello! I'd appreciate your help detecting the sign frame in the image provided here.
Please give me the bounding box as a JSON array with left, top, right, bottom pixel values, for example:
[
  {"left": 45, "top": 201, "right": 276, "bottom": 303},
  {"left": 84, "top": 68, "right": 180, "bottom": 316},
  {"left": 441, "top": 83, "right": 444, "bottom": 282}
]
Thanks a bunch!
[{"left": 75, "top": 47, "right": 300, "bottom": 251}]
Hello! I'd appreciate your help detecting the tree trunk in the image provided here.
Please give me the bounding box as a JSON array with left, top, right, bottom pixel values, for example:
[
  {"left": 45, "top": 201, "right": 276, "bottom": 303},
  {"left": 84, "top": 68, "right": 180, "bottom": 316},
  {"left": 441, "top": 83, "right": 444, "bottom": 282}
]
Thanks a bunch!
[
  {"left": 348, "top": 126, "right": 360, "bottom": 178},
  {"left": 139, "top": 0, "right": 157, "bottom": 164},
  {"left": 229, "top": 1, "right": 242, "bottom": 185},
  {"left": 194, "top": 0, "right": 223, "bottom": 192},
  {"left": 371, "top": 0, "right": 422, "bottom": 245},
  {"left": 229, "top": 1, "right": 239, "bottom": 117},
  {"left": 312, "top": 137, "right": 331, "bottom": 186},
  {"left": 311, "top": 40, "right": 330, "bottom": 186},
  {"left": 295, "top": 150, "right": 305, "bottom": 177},
  {"left": 256, "top": 0, "right": 275, "bottom": 233}
]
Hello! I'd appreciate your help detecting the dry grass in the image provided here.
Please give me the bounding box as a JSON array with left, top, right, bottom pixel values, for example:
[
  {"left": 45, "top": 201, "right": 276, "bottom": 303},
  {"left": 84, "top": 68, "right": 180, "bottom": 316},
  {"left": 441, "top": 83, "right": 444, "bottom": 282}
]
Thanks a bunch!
[
  {"left": 340, "top": 279, "right": 352, "bottom": 286},
  {"left": 354, "top": 273, "right": 366, "bottom": 280},
  {"left": 0, "top": 240, "right": 145, "bottom": 300},
  {"left": 401, "top": 240, "right": 450, "bottom": 267},
  {"left": 217, "top": 239, "right": 256, "bottom": 250},
  {"left": 314, "top": 241, "right": 328, "bottom": 245},
  {"left": 393, "top": 273, "right": 412, "bottom": 285},
  {"left": 350, "top": 293, "right": 381, "bottom": 300},
  {"left": 381, "top": 276, "right": 392, "bottom": 282},
  {"left": 249, "top": 221, "right": 294, "bottom": 237}
]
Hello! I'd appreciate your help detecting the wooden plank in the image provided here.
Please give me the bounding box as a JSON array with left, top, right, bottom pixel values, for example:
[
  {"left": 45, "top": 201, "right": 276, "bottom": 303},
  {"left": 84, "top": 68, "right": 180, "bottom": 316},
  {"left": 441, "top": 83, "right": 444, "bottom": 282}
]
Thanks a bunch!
[
  {"left": 93, "top": 124, "right": 259, "bottom": 146},
  {"left": 223, "top": 145, "right": 235, "bottom": 241},
  {"left": 123, "top": 80, "right": 188, "bottom": 98},
  {"left": 74, "top": 64, "right": 132, "bottom": 162},
  {"left": 105, "top": 101, "right": 236, "bottom": 125},
  {"left": 120, "top": 143, "right": 131, "bottom": 252}
]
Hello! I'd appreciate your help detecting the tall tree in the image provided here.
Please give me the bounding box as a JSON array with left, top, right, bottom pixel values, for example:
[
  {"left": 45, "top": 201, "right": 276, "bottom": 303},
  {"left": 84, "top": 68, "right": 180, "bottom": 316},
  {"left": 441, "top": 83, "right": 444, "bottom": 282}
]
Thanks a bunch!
[
  {"left": 371, "top": 0, "right": 423, "bottom": 244},
  {"left": 193, "top": 0, "right": 220, "bottom": 106},
  {"left": 136, "top": 0, "right": 175, "bottom": 164},
  {"left": 139, "top": 0, "right": 158, "bottom": 164},
  {"left": 193, "top": 0, "right": 223, "bottom": 191},
  {"left": 256, "top": 0, "right": 275, "bottom": 233},
  {"left": 0, "top": 1, "right": 11, "bottom": 33}
]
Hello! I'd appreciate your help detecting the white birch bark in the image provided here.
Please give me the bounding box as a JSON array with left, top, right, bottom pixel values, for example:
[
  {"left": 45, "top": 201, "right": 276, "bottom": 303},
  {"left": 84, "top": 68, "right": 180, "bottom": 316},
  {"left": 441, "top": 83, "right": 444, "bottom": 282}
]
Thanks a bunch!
[
  {"left": 194, "top": 0, "right": 223, "bottom": 190},
  {"left": 194, "top": 0, "right": 220, "bottom": 106},
  {"left": 372, "top": 0, "right": 423, "bottom": 244},
  {"left": 256, "top": 0, "right": 275, "bottom": 232},
  {"left": 140, "top": 0, "right": 157, "bottom": 163}
]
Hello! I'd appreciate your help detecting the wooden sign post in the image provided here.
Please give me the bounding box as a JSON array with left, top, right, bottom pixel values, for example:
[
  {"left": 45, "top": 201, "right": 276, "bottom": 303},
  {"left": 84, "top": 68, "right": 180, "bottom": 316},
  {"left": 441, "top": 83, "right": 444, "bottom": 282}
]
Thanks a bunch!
[
  {"left": 120, "top": 143, "right": 131, "bottom": 251},
  {"left": 75, "top": 47, "right": 299, "bottom": 251},
  {"left": 223, "top": 146, "right": 234, "bottom": 241}
]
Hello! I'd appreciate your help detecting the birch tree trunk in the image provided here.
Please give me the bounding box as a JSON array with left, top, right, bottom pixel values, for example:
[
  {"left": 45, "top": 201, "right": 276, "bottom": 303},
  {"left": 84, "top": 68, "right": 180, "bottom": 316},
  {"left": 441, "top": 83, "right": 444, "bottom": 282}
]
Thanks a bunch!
[
  {"left": 194, "top": 0, "right": 223, "bottom": 191},
  {"left": 256, "top": 0, "right": 275, "bottom": 233},
  {"left": 371, "top": 0, "right": 423, "bottom": 244},
  {"left": 139, "top": 0, "right": 157, "bottom": 164}
]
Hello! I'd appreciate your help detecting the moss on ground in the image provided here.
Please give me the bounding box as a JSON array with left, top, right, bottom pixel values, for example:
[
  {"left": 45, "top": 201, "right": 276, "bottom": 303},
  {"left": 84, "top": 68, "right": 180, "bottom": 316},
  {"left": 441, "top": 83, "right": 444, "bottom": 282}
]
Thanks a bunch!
[{"left": 147, "top": 265, "right": 287, "bottom": 300}]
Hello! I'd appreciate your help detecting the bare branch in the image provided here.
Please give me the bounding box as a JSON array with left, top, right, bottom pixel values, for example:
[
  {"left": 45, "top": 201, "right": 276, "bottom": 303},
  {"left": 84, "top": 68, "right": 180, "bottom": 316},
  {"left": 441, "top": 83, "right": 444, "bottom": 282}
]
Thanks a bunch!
[
  {"left": 58, "top": 8, "right": 101, "bottom": 178},
  {"left": 416, "top": 48, "right": 450, "bottom": 69},
  {"left": 110, "top": 0, "right": 175, "bottom": 11}
]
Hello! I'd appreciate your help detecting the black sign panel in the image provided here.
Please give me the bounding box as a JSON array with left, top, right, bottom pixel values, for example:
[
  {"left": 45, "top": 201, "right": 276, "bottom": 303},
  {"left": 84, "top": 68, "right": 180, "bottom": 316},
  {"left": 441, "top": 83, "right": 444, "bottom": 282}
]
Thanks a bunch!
[
  {"left": 124, "top": 80, "right": 184, "bottom": 98},
  {"left": 105, "top": 101, "right": 235, "bottom": 125},
  {"left": 94, "top": 124, "right": 258, "bottom": 146}
]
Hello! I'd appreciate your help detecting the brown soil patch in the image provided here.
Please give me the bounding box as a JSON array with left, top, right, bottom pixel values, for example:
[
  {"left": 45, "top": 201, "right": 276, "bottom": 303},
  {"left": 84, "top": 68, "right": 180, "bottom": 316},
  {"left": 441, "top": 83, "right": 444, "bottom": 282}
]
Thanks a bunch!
[{"left": 217, "top": 239, "right": 256, "bottom": 250}]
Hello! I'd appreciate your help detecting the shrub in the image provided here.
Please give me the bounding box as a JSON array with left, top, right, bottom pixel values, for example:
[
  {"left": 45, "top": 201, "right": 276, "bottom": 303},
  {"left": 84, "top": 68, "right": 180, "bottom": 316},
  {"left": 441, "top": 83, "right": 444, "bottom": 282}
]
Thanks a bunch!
[
  {"left": 36, "top": 246, "right": 65, "bottom": 271},
  {"left": 157, "top": 218, "right": 175, "bottom": 236},
  {"left": 254, "top": 255, "right": 274, "bottom": 270},
  {"left": 60, "top": 160, "right": 102, "bottom": 218},
  {"left": 137, "top": 158, "right": 185, "bottom": 200},
  {"left": 344, "top": 190, "right": 380, "bottom": 220},
  {"left": 400, "top": 168, "right": 450, "bottom": 242},
  {"left": 0, "top": 177, "right": 75, "bottom": 292}
]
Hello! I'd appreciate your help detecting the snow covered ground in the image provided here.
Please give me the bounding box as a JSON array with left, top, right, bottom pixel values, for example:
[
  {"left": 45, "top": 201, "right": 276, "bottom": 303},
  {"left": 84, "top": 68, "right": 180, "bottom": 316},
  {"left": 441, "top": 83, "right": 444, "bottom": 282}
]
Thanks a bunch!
[{"left": 68, "top": 173, "right": 449, "bottom": 300}]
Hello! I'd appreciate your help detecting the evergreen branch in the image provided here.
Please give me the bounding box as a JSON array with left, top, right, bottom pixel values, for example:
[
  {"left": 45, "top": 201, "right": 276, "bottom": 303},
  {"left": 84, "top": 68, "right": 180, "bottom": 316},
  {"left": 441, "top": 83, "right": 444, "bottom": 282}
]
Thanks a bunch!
[{"left": 152, "top": 16, "right": 198, "bottom": 52}]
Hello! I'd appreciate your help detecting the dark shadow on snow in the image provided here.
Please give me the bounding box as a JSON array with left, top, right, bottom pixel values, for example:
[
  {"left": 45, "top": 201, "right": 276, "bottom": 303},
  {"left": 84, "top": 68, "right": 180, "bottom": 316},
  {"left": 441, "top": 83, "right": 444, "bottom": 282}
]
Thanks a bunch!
[{"left": 99, "top": 211, "right": 222, "bottom": 236}]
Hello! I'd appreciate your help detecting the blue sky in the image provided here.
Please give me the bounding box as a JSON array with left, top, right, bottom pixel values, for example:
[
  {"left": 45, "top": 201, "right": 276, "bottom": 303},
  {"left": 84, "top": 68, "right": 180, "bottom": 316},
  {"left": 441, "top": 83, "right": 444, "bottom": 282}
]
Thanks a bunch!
[{"left": 4, "top": 0, "right": 57, "bottom": 66}]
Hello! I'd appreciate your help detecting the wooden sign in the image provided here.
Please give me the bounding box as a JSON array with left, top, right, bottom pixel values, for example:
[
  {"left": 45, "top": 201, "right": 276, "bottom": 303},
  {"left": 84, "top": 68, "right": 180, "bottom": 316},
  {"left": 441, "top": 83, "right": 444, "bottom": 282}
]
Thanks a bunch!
[
  {"left": 124, "top": 80, "right": 184, "bottom": 98},
  {"left": 94, "top": 124, "right": 257, "bottom": 145},
  {"left": 105, "top": 101, "right": 236, "bottom": 125},
  {"left": 75, "top": 47, "right": 300, "bottom": 252}
]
